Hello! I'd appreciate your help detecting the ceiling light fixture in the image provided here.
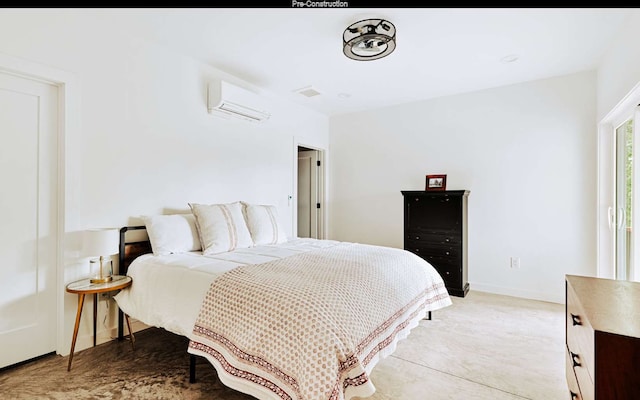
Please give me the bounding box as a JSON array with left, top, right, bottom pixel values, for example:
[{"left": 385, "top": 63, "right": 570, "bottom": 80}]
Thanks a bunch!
[{"left": 343, "top": 18, "right": 396, "bottom": 61}]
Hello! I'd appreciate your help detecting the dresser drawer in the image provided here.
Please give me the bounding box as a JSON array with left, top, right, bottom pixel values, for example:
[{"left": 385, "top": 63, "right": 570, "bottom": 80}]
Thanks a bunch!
[
  {"left": 565, "top": 350, "right": 582, "bottom": 400},
  {"left": 437, "top": 263, "right": 461, "bottom": 288},
  {"left": 566, "top": 283, "right": 595, "bottom": 381},
  {"left": 566, "top": 347, "right": 594, "bottom": 400},
  {"left": 405, "top": 242, "right": 460, "bottom": 259},
  {"left": 405, "top": 232, "right": 460, "bottom": 245},
  {"left": 405, "top": 250, "right": 461, "bottom": 287}
]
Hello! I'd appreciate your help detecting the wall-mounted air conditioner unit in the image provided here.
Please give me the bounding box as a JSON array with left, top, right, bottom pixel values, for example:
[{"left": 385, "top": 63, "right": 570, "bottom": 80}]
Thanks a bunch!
[{"left": 207, "top": 80, "right": 271, "bottom": 123}]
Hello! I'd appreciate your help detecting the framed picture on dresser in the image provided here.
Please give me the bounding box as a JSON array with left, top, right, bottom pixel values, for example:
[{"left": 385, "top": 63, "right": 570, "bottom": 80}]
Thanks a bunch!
[{"left": 426, "top": 174, "right": 447, "bottom": 191}]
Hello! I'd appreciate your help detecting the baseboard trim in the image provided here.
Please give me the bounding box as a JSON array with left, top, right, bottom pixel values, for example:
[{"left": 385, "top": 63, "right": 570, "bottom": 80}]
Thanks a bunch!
[{"left": 470, "top": 282, "right": 564, "bottom": 304}]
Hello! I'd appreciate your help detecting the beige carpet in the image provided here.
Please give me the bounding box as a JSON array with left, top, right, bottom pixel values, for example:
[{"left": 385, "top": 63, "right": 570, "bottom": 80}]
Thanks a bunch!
[{"left": 0, "top": 291, "right": 566, "bottom": 399}]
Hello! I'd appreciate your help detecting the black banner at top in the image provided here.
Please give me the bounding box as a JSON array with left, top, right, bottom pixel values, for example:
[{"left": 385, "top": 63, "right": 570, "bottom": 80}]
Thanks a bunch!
[{"left": 4, "top": 3, "right": 627, "bottom": 8}]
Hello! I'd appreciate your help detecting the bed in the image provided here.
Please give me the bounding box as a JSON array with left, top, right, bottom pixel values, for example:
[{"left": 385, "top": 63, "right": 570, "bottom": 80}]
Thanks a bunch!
[{"left": 114, "top": 202, "right": 451, "bottom": 400}]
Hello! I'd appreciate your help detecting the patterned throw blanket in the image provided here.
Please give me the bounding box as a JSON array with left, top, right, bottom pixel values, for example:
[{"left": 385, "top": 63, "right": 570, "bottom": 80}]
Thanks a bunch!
[{"left": 188, "top": 242, "right": 451, "bottom": 400}]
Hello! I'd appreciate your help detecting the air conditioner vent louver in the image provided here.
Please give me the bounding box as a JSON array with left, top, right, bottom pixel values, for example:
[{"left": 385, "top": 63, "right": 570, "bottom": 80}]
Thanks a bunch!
[
  {"left": 217, "top": 102, "right": 265, "bottom": 122},
  {"left": 207, "top": 80, "right": 270, "bottom": 123}
]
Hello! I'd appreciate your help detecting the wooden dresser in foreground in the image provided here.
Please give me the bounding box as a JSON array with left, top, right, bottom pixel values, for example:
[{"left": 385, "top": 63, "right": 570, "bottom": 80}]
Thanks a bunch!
[{"left": 565, "top": 275, "right": 640, "bottom": 400}]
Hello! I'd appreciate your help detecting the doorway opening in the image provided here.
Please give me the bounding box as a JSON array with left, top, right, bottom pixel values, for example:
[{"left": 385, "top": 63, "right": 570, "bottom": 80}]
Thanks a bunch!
[{"left": 297, "top": 145, "right": 324, "bottom": 239}]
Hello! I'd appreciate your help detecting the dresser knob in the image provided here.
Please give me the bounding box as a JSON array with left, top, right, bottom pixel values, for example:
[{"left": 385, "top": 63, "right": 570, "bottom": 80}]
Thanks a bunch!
[
  {"left": 570, "top": 351, "right": 581, "bottom": 367},
  {"left": 445, "top": 251, "right": 450, "bottom": 255},
  {"left": 415, "top": 236, "right": 420, "bottom": 240},
  {"left": 415, "top": 249, "right": 420, "bottom": 253},
  {"left": 445, "top": 238, "right": 450, "bottom": 242},
  {"left": 570, "top": 313, "right": 581, "bottom": 326}
]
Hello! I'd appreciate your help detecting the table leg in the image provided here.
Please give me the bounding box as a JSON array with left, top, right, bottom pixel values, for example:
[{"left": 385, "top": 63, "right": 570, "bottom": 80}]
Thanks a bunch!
[
  {"left": 124, "top": 314, "right": 135, "bottom": 350},
  {"left": 67, "top": 293, "right": 86, "bottom": 372},
  {"left": 93, "top": 293, "right": 97, "bottom": 347}
]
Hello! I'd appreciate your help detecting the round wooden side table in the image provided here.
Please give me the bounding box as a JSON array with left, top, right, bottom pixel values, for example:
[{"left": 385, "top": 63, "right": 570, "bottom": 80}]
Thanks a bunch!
[{"left": 65, "top": 275, "right": 134, "bottom": 371}]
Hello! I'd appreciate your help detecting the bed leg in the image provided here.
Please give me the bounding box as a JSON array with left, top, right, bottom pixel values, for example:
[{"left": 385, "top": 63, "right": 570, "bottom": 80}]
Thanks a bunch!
[
  {"left": 189, "top": 354, "right": 196, "bottom": 383},
  {"left": 118, "top": 309, "right": 124, "bottom": 340}
]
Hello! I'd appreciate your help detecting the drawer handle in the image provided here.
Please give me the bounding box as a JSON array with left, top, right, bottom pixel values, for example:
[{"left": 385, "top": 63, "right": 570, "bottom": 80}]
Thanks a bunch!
[
  {"left": 570, "top": 391, "right": 579, "bottom": 400},
  {"left": 415, "top": 236, "right": 420, "bottom": 240},
  {"left": 445, "top": 251, "right": 450, "bottom": 255},
  {"left": 570, "top": 314, "right": 581, "bottom": 326},
  {"left": 570, "top": 351, "right": 581, "bottom": 367},
  {"left": 415, "top": 249, "right": 420, "bottom": 253}
]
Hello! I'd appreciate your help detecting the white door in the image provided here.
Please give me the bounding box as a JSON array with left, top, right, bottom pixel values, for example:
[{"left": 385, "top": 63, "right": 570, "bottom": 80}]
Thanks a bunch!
[
  {"left": 0, "top": 71, "right": 58, "bottom": 368},
  {"left": 614, "top": 112, "right": 640, "bottom": 282},
  {"left": 297, "top": 150, "right": 319, "bottom": 238}
]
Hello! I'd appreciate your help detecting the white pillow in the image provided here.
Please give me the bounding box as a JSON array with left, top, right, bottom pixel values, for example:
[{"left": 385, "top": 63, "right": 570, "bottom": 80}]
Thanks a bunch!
[
  {"left": 242, "top": 203, "right": 288, "bottom": 245},
  {"left": 189, "top": 201, "right": 254, "bottom": 255},
  {"left": 141, "top": 214, "right": 202, "bottom": 256}
]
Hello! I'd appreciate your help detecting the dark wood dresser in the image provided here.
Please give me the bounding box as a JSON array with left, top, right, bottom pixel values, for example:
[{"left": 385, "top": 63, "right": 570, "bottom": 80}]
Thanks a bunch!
[
  {"left": 565, "top": 274, "right": 640, "bottom": 400},
  {"left": 401, "top": 190, "right": 469, "bottom": 297}
]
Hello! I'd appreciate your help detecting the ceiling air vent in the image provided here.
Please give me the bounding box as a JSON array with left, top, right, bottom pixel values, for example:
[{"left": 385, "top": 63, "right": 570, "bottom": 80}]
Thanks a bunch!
[{"left": 294, "top": 86, "right": 322, "bottom": 98}]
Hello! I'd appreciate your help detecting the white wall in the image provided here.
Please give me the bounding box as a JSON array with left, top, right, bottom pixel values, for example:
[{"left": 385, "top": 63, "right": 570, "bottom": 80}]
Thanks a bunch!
[
  {"left": 329, "top": 71, "right": 596, "bottom": 303},
  {"left": 597, "top": 10, "right": 640, "bottom": 120},
  {"left": 595, "top": 11, "right": 640, "bottom": 281},
  {"left": 0, "top": 10, "right": 328, "bottom": 354}
]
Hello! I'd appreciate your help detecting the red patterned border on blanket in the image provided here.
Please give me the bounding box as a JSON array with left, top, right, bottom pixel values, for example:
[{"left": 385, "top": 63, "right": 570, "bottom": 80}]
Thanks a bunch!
[{"left": 189, "top": 281, "right": 449, "bottom": 400}]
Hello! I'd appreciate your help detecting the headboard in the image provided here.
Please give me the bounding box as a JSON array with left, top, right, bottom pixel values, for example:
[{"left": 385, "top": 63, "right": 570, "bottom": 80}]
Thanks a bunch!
[
  {"left": 118, "top": 225, "right": 152, "bottom": 276},
  {"left": 117, "top": 225, "right": 151, "bottom": 340}
]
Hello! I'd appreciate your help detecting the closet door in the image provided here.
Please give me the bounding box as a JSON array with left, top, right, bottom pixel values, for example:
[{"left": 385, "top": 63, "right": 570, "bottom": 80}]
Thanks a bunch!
[{"left": 0, "top": 71, "right": 58, "bottom": 368}]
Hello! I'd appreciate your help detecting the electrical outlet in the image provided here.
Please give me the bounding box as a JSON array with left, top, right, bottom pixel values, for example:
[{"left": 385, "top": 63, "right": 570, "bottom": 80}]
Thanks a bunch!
[{"left": 510, "top": 257, "right": 521, "bottom": 269}]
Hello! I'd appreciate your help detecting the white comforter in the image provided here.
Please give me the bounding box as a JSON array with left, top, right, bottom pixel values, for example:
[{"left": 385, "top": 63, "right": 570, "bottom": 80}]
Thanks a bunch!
[
  {"left": 114, "top": 238, "right": 343, "bottom": 337},
  {"left": 115, "top": 238, "right": 452, "bottom": 400}
]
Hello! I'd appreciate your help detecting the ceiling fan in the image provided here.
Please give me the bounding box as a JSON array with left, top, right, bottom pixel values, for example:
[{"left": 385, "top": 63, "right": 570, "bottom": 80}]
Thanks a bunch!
[{"left": 343, "top": 18, "right": 396, "bottom": 61}]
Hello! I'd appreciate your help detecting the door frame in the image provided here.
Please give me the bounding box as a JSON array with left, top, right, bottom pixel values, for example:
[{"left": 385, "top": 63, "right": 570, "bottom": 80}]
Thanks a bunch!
[
  {"left": 0, "top": 52, "right": 78, "bottom": 355},
  {"left": 598, "top": 81, "right": 640, "bottom": 279},
  {"left": 293, "top": 138, "right": 327, "bottom": 239}
]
